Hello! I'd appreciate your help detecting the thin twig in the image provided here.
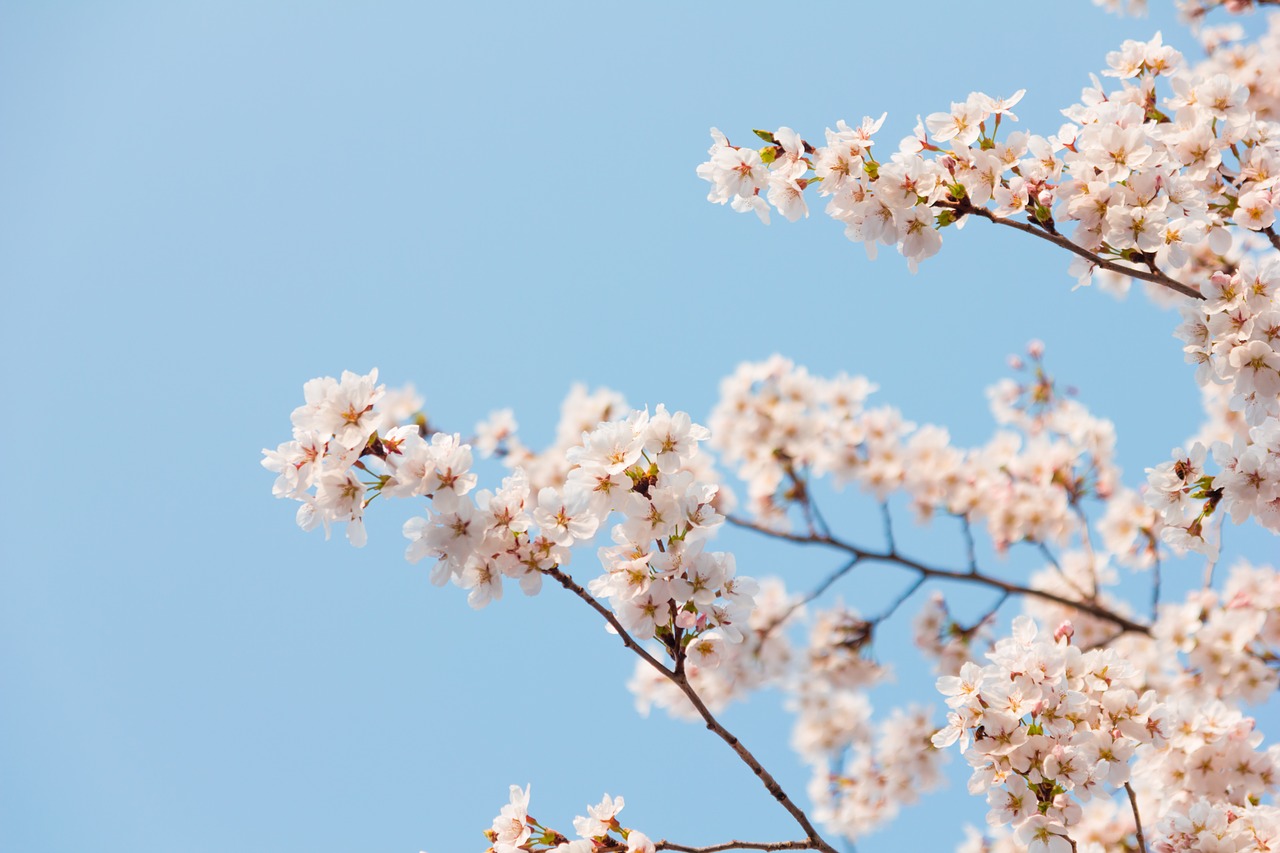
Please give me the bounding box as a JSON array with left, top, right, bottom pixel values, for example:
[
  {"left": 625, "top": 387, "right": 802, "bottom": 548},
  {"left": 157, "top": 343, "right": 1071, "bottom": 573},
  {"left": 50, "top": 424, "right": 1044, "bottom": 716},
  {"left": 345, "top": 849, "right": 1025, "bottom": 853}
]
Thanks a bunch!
[
  {"left": 962, "top": 589, "right": 1011, "bottom": 635},
  {"left": 1038, "top": 542, "right": 1063, "bottom": 574},
  {"left": 808, "top": 490, "right": 832, "bottom": 539},
  {"left": 1036, "top": 541, "right": 1094, "bottom": 602},
  {"left": 1125, "top": 782, "right": 1149, "bottom": 853},
  {"left": 545, "top": 567, "right": 673, "bottom": 677},
  {"left": 670, "top": 670, "right": 836, "bottom": 852},
  {"left": 870, "top": 575, "right": 927, "bottom": 625},
  {"left": 755, "top": 555, "right": 861, "bottom": 646},
  {"left": 959, "top": 515, "right": 978, "bottom": 574},
  {"left": 727, "top": 515, "right": 1152, "bottom": 636},
  {"left": 544, "top": 567, "right": 838, "bottom": 853},
  {"left": 1070, "top": 502, "right": 1100, "bottom": 599},
  {"left": 656, "top": 841, "right": 817, "bottom": 852},
  {"left": 944, "top": 199, "right": 1204, "bottom": 300},
  {"left": 880, "top": 501, "right": 896, "bottom": 554}
]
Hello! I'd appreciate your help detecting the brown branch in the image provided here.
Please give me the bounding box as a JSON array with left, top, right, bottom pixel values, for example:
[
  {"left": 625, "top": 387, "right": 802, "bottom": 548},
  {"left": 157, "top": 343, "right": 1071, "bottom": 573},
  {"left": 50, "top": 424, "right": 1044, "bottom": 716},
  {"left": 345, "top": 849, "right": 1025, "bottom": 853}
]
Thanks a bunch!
[
  {"left": 726, "top": 515, "right": 1152, "bottom": 637},
  {"left": 545, "top": 566, "right": 674, "bottom": 678},
  {"left": 755, "top": 555, "right": 860, "bottom": 646},
  {"left": 596, "top": 841, "right": 816, "bottom": 853},
  {"left": 658, "top": 840, "right": 818, "bottom": 852},
  {"left": 1125, "top": 782, "right": 1149, "bottom": 853},
  {"left": 943, "top": 199, "right": 1204, "bottom": 301},
  {"left": 669, "top": 669, "right": 838, "bottom": 852},
  {"left": 1264, "top": 225, "right": 1280, "bottom": 253},
  {"left": 544, "top": 567, "right": 838, "bottom": 853}
]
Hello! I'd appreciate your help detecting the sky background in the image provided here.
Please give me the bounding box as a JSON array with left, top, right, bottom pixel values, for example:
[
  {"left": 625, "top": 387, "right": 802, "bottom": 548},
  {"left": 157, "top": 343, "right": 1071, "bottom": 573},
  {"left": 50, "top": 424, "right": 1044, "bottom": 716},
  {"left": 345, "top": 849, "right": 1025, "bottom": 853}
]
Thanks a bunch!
[{"left": 2, "top": 2, "right": 1277, "bottom": 852}]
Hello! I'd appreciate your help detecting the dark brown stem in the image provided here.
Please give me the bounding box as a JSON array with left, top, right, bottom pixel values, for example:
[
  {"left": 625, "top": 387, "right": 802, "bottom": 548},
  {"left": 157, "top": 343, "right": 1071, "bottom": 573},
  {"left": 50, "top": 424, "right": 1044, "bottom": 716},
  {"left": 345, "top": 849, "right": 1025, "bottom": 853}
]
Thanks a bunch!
[
  {"left": 545, "top": 567, "right": 673, "bottom": 678},
  {"left": 544, "top": 567, "right": 838, "bottom": 853},
  {"left": 657, "top": 839, "right": 818, "bottom": 852},
  {"left": 597, "top": 842, "right": 816, "bottom": 853},
  {"left": 943, "top": 199, "right": 1204, "bottom": 301},
  {"left": 727, "top": 515, "right": 1152, "bottom": 636},
  {"left": 753, "top": 555, "right": 860, "bottom": 647},
  {"left": 1125, "top": 782, "right": 1149, "bottom": 853},
  {"left": 1264, "top": 225, "right": 1280, "bottom": 253}
]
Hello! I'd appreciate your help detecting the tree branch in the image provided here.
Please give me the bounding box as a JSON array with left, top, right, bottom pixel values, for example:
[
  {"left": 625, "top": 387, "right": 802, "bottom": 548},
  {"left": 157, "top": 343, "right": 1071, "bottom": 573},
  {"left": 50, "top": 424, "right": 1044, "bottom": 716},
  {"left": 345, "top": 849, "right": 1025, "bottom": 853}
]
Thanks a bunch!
[
  {"left": 670, "top": 668, "right": 836, "bottom": 852},
  {"left": 756, "top": 555, "right": 860, "bottom": 645},
  {"left": 726, "top": 515, "right": 1152, "bottom": 636},
  {"left": 1125, "top": 782, "right": 1149, "bottom": 853},
  {"left": 1264, "top": 225, "right": 1280, "bottom": 253},
  {"left": 943, "top": 199, "right": 1204, "bottom": 301},
  {"left": 544, "top": 567, "right": 839, "bottom": 853},
  {"left": 545, "top": 566, "right": 674, "bottom": 678},
  {"left": 657, "top": 840, "right": 818, "bottom": 852}
]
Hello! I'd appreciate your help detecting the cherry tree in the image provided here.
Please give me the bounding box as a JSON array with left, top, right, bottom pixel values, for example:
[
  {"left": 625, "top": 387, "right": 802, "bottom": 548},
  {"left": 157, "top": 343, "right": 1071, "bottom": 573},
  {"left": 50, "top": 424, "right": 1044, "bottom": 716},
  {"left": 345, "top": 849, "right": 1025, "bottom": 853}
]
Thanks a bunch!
[{"left": 264, "top": 1, "right": 1280, "bottom": 851}]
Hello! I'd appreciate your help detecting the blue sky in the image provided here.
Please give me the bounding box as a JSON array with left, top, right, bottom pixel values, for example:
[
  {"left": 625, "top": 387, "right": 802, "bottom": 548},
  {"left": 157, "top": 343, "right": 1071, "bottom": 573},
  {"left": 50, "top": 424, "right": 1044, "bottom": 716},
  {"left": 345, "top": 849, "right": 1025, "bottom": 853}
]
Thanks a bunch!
[{"left": 2, "top": 2, "right": 1275, "bottom": 852}]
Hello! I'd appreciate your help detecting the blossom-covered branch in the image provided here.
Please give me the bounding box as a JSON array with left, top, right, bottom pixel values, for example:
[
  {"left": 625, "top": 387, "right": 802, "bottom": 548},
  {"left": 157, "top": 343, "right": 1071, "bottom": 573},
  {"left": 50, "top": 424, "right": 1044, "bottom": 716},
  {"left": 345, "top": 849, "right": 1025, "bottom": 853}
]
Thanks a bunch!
[
  {"left": 940, "top": 197, "right": 1202, "bottom": 299},
  {"left": 544, "top": 566, "right": 837, "bottom": 853}
]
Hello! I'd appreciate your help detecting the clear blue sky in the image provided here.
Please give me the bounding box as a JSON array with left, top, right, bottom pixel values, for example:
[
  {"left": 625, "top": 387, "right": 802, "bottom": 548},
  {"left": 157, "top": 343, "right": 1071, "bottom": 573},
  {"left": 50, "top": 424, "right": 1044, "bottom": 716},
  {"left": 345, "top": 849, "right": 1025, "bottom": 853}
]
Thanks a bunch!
[{"left": 1, "top": 2, "right": 1274, "bottom": 852}]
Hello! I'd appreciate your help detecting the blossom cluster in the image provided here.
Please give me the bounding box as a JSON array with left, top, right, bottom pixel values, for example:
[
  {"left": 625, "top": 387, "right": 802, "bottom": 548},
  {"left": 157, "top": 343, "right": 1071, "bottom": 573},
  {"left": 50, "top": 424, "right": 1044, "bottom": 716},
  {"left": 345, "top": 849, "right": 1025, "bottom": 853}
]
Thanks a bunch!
[
  {"left": 627, "top": 576, "right": 798, "bottom": 718},
  {"left": 699, "top": 19, "right": 1280, "bottom": 570},
  {"left": 264, "top": 371, "right": 760, "bottom": 675},
  {"left": 932, "top": 616, "right": 1169, "bottom": 852},
  {"left": 938, "top": 604, "right": 1280, "bottom": 853},
  {"left": 697, "top": 26, "right": 1279, "bottom": 286},
  {"left": 1153, "top": 258, "right": 1280, "bottom": 554},
  {"left": 1151, "top": 798, "right": 1280, "bottom": 852},
  {"left": 710, "top": 350, "right": 1121, "bottom": 557},
  {"left": 486, "top": 785, "right": 654, "bottom": 853},
  {"left": 805, "top": 703, "right": 946, "bottom": 841},
  {"left": 1114, "top": 560, "right": 1280, "bottom": 704},
  {"left": 261, "top": 369, "right": 422, "bottom": 547},
  {"left": 265, "top": 358, "right": 1280, "bottom": 851}
]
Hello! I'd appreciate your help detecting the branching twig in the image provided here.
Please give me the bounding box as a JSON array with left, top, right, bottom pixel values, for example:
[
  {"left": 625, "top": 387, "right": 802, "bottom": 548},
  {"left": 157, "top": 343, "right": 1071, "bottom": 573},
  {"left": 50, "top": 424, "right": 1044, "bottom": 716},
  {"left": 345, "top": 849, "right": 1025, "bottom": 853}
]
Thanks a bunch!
[
  {"left": 727, "top": 516, "right": 1152, "bottom": 636},
  {"left": 757, "top": 555, "right": 862, "bottom": 644},
  {"left": 870, "top": 575, "right": 927, "bottom": 626},
  {"left": 544, "top": 567, "right": 838, "bottom": 853},
  {"left": 962, "top": 589, "right": 1011, "bottom": 636},
  {"left": 1070, "top": 502, "right": 1100, "bottom": 599},
  {"left": 1036, "top": 541, "right": 1094, "bottom": 602}
]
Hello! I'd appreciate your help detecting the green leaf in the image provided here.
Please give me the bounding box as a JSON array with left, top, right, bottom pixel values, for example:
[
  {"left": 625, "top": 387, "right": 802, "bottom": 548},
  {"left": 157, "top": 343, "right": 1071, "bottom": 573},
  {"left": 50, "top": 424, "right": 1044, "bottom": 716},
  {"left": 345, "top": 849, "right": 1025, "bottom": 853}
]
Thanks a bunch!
[{"left": 753, "top": 129, "right": 776, "bottom": 143}]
